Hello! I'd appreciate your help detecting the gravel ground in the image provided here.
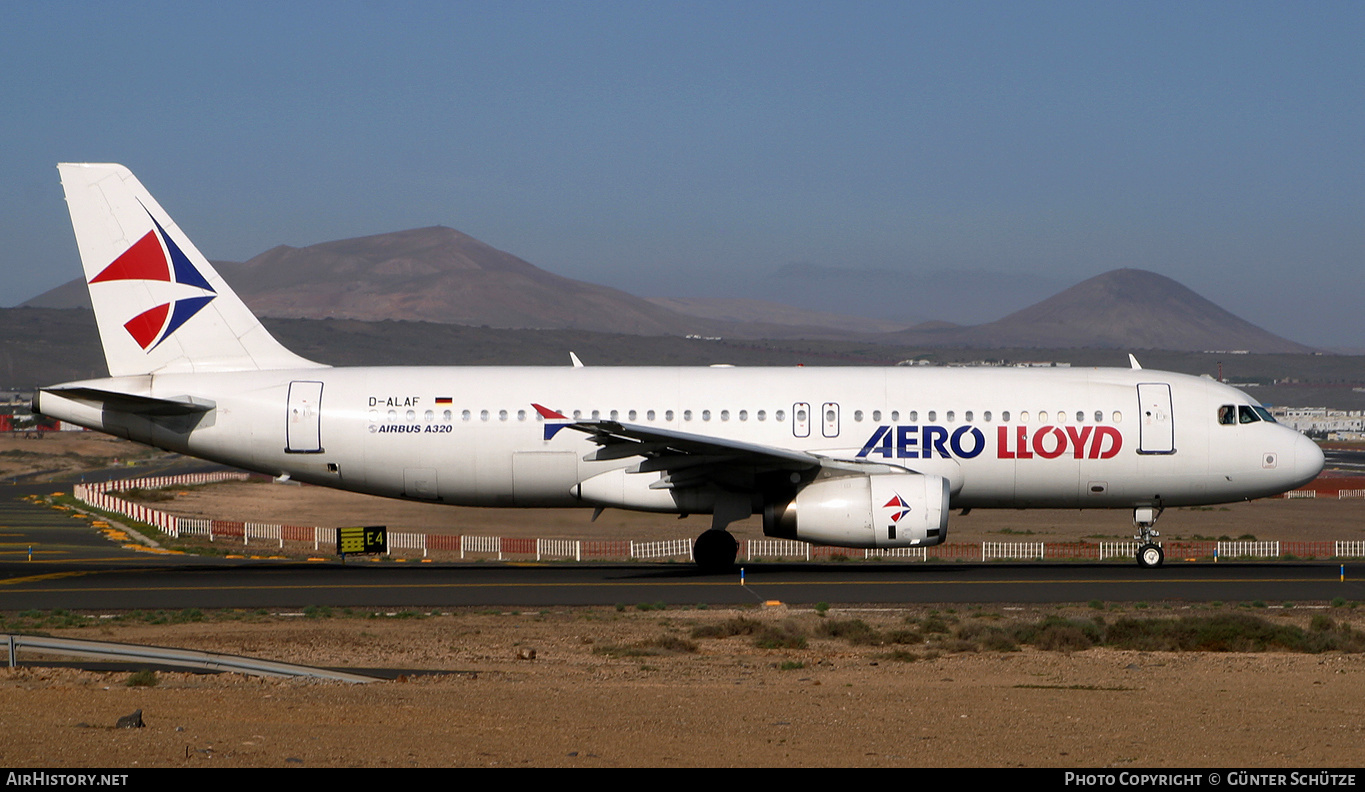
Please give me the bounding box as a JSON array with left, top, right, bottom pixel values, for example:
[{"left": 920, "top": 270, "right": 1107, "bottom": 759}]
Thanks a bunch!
[{"left": 3, "top": 605, "right": 1364, "bottom": 768}]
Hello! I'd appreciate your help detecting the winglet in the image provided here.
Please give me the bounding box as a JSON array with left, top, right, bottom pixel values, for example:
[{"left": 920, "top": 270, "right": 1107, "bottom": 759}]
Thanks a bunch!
[
  {"left": 1128, "top": 354, "right": 1142, "bottom": 370},
  {"left": 534, "top": 403, "right": 571, "bottom": 440},
  {"left": 532, "top": 403, "right": 567, "bottom": 420},
  {"left": 569, "top": 352, "right": 584, "bottom": 368}
]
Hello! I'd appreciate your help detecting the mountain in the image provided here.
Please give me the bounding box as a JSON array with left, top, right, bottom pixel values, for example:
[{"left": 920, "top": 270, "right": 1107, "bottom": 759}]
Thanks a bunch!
[
  {"left": 208, "top": 227, "right": 718, "bottom": 335},
  {"left": 883, "top": 269, "right": 1316, "bottom": 354},
  {"left": 23, "top": 227, "right": 1314, "bottom": 353}
]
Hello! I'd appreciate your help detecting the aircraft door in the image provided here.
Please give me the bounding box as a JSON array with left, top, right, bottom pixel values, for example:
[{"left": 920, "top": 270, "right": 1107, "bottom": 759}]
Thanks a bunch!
[
  {"left": 792, "top": 403, "right": 810, "bottom": 438},
  {"left": 1137, "top": 383, "right": 1175, "bottom": 454},
  {"left": 821, "top": 402, "right": 840, "bottom": 438},
  {"left": 286, "top": 380, "right": 324, "bottom": 453}
]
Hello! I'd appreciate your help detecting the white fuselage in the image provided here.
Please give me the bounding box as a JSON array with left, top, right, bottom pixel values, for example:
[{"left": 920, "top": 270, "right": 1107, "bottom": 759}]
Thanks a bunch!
[{"left": 40, "top": 364, "right": 1323, "bottom": 514}]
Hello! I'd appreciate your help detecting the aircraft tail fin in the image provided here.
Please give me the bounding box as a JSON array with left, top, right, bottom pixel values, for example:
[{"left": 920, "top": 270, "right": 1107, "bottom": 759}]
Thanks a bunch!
[{"left": 57, "top": 163, "right": 325, "bottom": 377}]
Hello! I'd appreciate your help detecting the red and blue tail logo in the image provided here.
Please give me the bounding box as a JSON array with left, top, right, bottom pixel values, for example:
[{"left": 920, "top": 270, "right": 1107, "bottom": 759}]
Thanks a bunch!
[{"left": 88, "top": 209, "right": 216, "bottom": 351}]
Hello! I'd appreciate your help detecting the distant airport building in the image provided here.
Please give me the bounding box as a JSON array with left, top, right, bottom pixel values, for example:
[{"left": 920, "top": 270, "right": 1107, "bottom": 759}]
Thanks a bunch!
[{"left": 1270, "top": 407, "right": 1365, "bottom": 440}]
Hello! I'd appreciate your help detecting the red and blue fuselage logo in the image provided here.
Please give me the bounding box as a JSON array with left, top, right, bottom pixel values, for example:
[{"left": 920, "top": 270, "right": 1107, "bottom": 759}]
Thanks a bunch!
[{"left": 89, "top": 209, "right": 216, "bottom": 351}]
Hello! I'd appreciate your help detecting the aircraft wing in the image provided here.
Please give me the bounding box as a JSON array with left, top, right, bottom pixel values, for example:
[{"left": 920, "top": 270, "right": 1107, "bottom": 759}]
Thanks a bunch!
[{"left": 533, "top": 403, "right": 820, "bottom": 474}]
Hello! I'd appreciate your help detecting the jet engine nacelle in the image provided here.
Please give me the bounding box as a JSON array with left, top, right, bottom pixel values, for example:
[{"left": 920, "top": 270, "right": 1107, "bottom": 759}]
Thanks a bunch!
[{"left": 763, "top": 472, "right": 949, "bottom": 549}]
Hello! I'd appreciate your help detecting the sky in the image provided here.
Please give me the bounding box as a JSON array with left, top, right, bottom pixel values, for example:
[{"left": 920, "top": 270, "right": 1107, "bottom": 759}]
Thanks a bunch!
[{"left": 2, "top": 1, "right": 1363, "bottom": 348}]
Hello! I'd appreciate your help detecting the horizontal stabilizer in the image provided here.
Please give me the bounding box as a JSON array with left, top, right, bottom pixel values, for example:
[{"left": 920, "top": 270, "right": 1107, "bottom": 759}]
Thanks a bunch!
[{"left": 40, "top": 386, "right": 215, "bottom": 416}]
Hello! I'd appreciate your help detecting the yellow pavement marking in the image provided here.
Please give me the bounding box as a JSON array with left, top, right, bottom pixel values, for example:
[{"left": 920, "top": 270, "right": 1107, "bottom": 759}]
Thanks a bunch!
[{"left": 0, "top": 570, "right": 98, "bottom": 586}]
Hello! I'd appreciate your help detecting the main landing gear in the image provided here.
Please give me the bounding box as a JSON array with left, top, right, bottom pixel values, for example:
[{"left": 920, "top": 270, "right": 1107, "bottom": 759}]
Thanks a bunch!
[
  {"left": 692, "top": 491, "right": 749, "bottom": 573},
  {"left": 1133, "top": 506, "right": 1164, "bottom": 569},
  {"left": 693, "top": 530, "right": 738, "bottom": 574}
]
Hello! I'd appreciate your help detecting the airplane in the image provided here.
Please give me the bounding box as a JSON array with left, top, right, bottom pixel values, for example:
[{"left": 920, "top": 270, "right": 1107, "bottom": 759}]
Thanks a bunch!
[{"left": 34, "top": 163, "right": 1325, "bottom": 571}]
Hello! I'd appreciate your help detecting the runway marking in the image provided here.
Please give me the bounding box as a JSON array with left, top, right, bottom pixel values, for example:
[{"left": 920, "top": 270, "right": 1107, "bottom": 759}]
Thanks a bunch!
[{"left": 0, "top": 571, "right": 99, "bottom": 586}]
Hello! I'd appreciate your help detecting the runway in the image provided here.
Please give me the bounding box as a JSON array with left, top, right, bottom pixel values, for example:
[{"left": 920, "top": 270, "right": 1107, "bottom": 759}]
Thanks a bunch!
[
  {"left": 1325, "top": 447, "right": 1365, "bottom": 474},
  {"left": 2, "top": 555, "right": 1361, "bottom": 611},
  {"left": 3, "top": 463, "right": 1363, "bottom": 612}
]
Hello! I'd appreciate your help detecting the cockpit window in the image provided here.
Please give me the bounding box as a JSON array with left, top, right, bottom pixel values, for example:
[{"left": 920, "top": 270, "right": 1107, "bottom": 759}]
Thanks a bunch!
[
  {"left": 1252, "top": 406, "right": 1276, "bottom": 423},
  {"left": 1238, "top": 405, "right": 1260, "bottom": 424},
  {"left": 1218, "top": 405, "right": 1236, "bottom": 425}
]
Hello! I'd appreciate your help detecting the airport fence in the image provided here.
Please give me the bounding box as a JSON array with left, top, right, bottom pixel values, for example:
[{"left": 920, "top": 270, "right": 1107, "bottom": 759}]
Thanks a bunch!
[
  {"left": 67, "top": 473, "right": 1365, "bottom": 564},
  {"left": 984, "top": 541, "right": 1045, "bottom": 561}
]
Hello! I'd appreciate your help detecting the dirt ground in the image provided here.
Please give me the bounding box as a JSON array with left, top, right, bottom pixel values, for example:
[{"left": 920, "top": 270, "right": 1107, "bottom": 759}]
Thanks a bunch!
[
  {"left": 0, "top": 432, "right": 173, "bottom": 482},
  {"left": 6, "top": 433, "right": 1365, "bottom": 768},
  {"left": 3, "top": 605, "right": 1364, "bottom": 768}
]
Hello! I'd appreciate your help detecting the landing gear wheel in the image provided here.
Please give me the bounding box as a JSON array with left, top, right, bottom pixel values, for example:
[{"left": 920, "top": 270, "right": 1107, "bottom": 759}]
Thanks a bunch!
[
  {"left": 1137, "top": 543, "right": 1164, "bottom": 569},
  {"left": 694, "top": 530, "right": 738, "bottom": 573}
]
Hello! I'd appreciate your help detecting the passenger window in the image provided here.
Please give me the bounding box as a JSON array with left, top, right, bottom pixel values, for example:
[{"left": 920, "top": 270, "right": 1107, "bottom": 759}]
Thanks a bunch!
[
  {"left": 928, "top": 410, "right": 936, "bottom": 421},
  {"left": 1112, "top": 411, "right": 1122, "bottom": 423},
  {"left": 1001, "top": 411, "right": 1010, "bottom": 422},
  {"left": 684, "top": 410, "right": 693, "bottom": 421},
  {"left": 424, "top": 410, "right": 434, "bottom": 422},
  {"left": 946, "top": 410, "right": 955, "bottom": 422},
  {"left": 499, "top": 409, "right": 508, "bottom": 421},
  {"left": 517, "top": 409, "right": 526, "bottom": 421},
  {"left": 647, "top": 410, "right": 656, "bottom": 421},
  {"left": 854, "top": 410, "right": 863, "bottom": 422},
  {"left": 872, "top": 410, "right": 881, "bottom": 422},
  {"left": 891, "top": 410, "right": 900, "bottom": 421},
  {"left": 983, "top": 411, "right": 992, "bottom": 422},
  {"left": 462, "top": 410, "right": 471, "bottom": 421},
  {"left": 627, "top": 410, "right": 636, "bottom": 421},
  {"left": 1094, "top": 411, "right": 1103, "bottom": 422},
  {"left": 443, "top": 410, "right": 452, "bottom": 422},
  {"left": 665, "top": 410, "right": 674, "bottom": 421},
  {"left": 757, "top": 410, "right": 766, "bottom": 421},
  {"left": 965, "top": 411, "right": 973, "bottom": 422},
  {"left": 739, "top": 410, "right": 748, "bottom": 421},
  {"left": 1076, "top": 411, "right": 1085, "bottom": 422},
  {"left": 776, "top": 410, "right": 786, "bottom": 422}
]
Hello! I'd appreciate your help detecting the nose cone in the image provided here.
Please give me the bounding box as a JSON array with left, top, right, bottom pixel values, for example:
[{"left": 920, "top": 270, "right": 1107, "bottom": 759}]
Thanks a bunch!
[{"left": 1289, "top": 432, "right": 1325, "bottom": 490}]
